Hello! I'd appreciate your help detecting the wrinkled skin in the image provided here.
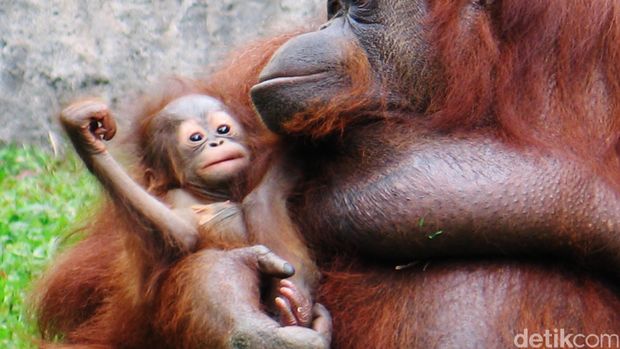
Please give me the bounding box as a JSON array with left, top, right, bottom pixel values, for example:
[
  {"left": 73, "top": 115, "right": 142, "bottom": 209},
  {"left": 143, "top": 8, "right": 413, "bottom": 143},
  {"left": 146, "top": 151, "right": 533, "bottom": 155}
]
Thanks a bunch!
[
  {"left": 155, "top": 245, "right": 331, "bottom": 349},
  {"left": 46, "top": 0, "right": 620, "bottom": 347},
  {"left": 251, "top": 0, "right": 620, "bottom": 269},
  {"left": 249, "top": 0, "right": 620, "bottom": 347}
]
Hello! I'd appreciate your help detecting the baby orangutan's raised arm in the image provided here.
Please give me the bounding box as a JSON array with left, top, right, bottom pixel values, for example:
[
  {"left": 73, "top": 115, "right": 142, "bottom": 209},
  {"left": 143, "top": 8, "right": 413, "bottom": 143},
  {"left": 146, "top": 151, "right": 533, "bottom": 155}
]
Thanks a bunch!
[
  {"left": 60, "top": 94, "right": 330, "bottom": 339},
  {"left": 60, "top": 99, "right": 201, "bottom": 252}
]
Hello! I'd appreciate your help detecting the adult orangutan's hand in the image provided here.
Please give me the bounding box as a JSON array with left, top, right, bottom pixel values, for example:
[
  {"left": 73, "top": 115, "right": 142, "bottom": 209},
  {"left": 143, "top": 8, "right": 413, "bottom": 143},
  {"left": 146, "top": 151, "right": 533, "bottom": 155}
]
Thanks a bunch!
[{"left": 157, "top": 245, "right": 331, "bottom": 349}]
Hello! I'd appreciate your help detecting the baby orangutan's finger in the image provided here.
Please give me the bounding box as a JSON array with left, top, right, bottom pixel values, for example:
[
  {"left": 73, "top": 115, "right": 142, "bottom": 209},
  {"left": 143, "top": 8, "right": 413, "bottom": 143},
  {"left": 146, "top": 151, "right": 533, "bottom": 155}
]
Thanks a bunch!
[
  {"left": 280, "top": 279, "right": 313, "bottom": 326},
  {"left": 275, "top": 296, "right": 298, "bottom": 326},
  {"left": 99, "top": 110, "right": 117, "bottom": 140}
]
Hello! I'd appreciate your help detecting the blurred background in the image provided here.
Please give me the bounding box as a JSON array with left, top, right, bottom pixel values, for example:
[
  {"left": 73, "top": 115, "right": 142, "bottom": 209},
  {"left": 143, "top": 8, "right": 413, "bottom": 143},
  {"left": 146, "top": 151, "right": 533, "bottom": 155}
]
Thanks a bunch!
[
  {"left": 0, "top": 0, "right": 323, "bottom": 147},
  {"left": 0, "top": 1, "right": 323, "bottom": 347}
]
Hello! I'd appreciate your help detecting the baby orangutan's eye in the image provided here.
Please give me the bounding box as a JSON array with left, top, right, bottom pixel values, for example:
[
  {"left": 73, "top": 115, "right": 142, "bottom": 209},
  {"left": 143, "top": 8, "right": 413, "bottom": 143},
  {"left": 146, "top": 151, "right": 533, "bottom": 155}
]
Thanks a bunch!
[
  {"left": 189, "top": 132, "right": 204, "bottom": 142},
  {"left": 216, "top": 124, "right": 231, "bottom": 135}
]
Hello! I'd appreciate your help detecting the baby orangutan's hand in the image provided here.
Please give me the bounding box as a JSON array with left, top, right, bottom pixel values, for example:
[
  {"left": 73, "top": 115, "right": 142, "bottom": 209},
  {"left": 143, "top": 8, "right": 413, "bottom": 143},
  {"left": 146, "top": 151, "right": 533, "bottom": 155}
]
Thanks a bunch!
[
  {"left": 275, "top": 279, "right": 314, "bottom": 327},
  {"left": 60, "top": 99, "right": 116, "bottom": 155}
]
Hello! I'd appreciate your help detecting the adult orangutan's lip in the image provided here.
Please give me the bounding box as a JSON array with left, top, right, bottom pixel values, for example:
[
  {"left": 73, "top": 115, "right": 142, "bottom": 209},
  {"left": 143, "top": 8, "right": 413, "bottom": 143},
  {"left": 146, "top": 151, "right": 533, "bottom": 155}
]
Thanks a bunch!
[
  {"left": 253, "top": 72, "right": 329, "bottom": 90},
  {"left": 258, "top": 68, "right": 329, "bottom": 83}
]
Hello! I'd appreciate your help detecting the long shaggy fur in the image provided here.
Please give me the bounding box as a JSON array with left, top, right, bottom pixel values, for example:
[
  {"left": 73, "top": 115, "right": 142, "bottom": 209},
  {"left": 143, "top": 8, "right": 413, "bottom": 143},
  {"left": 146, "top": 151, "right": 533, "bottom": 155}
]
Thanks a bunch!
[
  {"left": 32, "top": 33, "right": 296, "bottom": 348},
  {"left": 429, "top": 0, "right": 620, "bottom": 176},
  {"left": 33, "top": 1, "right": 620, "bottom": 348}
]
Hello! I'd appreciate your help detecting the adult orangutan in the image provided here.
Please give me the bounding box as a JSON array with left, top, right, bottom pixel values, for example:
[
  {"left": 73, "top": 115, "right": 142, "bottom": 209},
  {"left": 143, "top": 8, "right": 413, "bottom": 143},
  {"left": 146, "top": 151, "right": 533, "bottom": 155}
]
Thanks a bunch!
[
  {"left": 247, "top": 0, "right": 620, "bottom": 347},
  {"left": 35, "top": 0, "right": 620, "bottom": 348}
]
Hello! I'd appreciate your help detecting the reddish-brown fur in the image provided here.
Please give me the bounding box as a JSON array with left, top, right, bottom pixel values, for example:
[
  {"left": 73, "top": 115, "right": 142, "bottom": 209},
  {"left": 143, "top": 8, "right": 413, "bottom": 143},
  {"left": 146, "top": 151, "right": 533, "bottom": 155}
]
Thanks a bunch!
[
  {"left": 33, "top": 33, "right": 297, "bottom": 348},
  {"left": 428, "top": 0, "right": 620, "bottom": 174},
  {"left": 305, "top": 1, "right": 620, "bottom": 347},
  {"left": 34, "top": 1, "right": 620, "bottom": 348},
  {"left": 282, "top": 43, "right": 381, "bottom": 140},
  {"left": 319, "top": 260, "right": 620, "bottom": 348}
]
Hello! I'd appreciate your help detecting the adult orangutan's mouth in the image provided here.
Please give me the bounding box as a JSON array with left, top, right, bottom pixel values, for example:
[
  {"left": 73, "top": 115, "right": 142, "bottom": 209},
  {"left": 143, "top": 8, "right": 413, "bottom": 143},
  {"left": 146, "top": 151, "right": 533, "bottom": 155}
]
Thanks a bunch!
[
  {"left": 258, "top": 69, "right": 328, "bottom": 83},
  {"left": 250, "top": 70, "right": 332, "bottom": 132},
  {"left": 254, "top": 71, "right": 329, "bottom": 89}
]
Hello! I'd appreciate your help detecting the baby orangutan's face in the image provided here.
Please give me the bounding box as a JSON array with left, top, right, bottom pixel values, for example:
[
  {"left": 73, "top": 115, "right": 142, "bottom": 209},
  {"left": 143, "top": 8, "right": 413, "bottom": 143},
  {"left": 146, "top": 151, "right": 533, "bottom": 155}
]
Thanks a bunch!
[{"left": 165, "top": 95, "right": 251, "bottom": 188}]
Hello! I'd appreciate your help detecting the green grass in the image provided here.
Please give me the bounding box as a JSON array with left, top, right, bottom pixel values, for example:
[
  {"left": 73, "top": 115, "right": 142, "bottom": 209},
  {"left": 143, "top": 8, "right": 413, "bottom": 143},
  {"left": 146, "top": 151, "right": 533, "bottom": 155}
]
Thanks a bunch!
[{"left": 0, "top": 144, "right": 99, "bottom": 349}]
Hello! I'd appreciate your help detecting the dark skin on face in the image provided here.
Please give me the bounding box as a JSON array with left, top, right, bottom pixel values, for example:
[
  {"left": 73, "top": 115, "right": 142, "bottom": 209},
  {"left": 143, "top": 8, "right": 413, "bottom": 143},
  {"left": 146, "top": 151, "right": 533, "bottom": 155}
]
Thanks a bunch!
[
  {"left": 59, "top": 94, "right": 331, "bottom": 345},
  {"left": 39, "top": 0, "right": 620, "bottom": 346},
  {"left": 251, "top": 0, "right": 620, "bottom": 270},
  {"left": 169, "top": 96, "right": 252, "bottom": 195},
  {"left": 60, "top": 95, "right": 252, "bottom": 251},
  {"left": 247, "top": 0, "right": 620, "bottom": 347}
]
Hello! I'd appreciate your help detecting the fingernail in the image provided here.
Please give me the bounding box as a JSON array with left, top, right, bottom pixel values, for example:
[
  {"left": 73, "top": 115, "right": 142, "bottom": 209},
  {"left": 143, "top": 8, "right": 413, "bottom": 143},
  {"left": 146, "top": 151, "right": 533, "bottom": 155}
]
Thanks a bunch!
[{"left": 283, "top": 263, "right": 295, "bottom": 276}]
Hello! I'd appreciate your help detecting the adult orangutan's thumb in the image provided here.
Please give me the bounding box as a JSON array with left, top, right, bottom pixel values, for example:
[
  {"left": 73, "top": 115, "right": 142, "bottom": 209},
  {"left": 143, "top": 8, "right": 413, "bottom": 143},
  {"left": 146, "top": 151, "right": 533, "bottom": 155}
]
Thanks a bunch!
[{"left": 241, "top": 245, "right": 296, "bottom": 278}]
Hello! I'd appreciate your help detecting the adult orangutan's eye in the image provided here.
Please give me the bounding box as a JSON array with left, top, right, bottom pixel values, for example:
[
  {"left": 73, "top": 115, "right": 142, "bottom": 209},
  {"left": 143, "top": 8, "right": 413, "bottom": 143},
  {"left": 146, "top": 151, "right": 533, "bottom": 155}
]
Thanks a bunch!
[
  {"left": 189, "top": 132, "right": 204, "bottom": 142},
  {"left": 347, "top": 0, "right": 374, "bottom": 8},
  {"left": 327, "top": 0, "right": 344, "bottom": 20},
  {"left": 216, "top": 124, "right": 231, "bottom": 135},
  {"left": 346, "top": 0, "right": 377, "bottom": 24}
]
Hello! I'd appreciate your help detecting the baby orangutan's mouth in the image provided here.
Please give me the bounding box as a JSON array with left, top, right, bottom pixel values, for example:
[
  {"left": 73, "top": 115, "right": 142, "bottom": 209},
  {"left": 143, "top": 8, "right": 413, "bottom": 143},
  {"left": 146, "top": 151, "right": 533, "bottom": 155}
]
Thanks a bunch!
[{"left": 202, "top": 153, "right": 244, "bottom": 169}]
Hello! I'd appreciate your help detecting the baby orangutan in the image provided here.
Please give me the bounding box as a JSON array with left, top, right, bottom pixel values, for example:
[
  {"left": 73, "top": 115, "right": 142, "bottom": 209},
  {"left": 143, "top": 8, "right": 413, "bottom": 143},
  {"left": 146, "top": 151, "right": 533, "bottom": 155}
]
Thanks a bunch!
[{"left": 59, "top": 94, "right": 331, "bottom": 336}]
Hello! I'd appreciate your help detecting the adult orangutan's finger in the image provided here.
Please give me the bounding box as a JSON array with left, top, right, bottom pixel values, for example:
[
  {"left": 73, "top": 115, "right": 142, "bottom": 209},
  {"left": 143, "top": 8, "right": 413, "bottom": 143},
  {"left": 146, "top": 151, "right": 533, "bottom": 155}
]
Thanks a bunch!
[
  {"left": 275, "top": 326, "right": 330, "bottom": 349},
  {"left": 311, "top": 303, "right": 332, "bottom": 343},
  {"left": 244, "top": 245, "right": 295, "bottom": 278}
]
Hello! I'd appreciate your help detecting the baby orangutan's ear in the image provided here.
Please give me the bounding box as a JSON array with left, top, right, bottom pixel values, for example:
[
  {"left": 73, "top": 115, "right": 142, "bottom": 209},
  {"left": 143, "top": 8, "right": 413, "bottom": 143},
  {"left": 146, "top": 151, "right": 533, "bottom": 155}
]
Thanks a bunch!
[
  {"left": 144, "top": 168, "right": 170, "bottom": 195},
  {"left": 144, "top": 168, "right": 156, "bottom": 191}
]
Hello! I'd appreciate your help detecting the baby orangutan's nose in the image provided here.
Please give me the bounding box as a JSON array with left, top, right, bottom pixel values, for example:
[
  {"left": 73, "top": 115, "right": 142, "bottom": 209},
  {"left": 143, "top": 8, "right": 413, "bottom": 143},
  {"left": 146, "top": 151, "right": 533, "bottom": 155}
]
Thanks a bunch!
[{"left": 209, "top": 139, "right": 224, "bottom": 147}]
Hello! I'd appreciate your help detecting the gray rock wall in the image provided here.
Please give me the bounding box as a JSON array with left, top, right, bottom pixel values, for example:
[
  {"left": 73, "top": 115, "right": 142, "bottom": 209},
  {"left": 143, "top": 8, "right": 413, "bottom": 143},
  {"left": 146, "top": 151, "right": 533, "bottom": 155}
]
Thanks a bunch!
[{"left": 0, "top": 0, "right": 323, "bottom": 147}]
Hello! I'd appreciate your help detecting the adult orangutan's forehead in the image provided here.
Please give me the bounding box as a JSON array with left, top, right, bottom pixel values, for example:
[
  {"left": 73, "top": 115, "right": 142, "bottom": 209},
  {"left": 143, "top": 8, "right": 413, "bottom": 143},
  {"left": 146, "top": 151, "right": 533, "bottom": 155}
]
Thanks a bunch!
[{"left": 161, "top": 94, "right": 225, "bottom": 120}]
